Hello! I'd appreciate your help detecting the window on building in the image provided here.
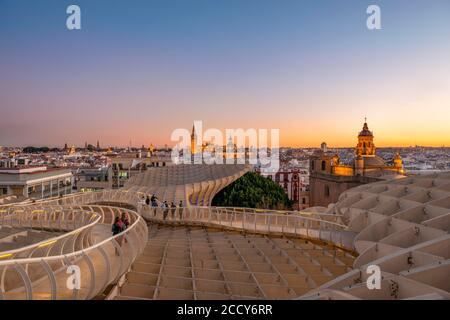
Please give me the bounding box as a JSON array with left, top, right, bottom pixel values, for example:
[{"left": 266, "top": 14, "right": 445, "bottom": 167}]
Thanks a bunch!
[
  {"left": 302, "top": 198, "right": 306, "bottom": 204},
  {"left": 321, "top": 160, "right": 326, "bottom": 171},
  {"left": 119, "top": 172, "right": 128, "bottom": 178},
  {"left": 311, "top": 161, "right": 315, "bottom": 170},
  {"left": 325, "top": 185, "right": 330, "bottom": 197}
]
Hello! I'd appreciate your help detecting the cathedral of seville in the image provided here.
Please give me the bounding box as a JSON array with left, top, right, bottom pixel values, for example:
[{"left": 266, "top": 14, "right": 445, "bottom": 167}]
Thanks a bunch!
[{"left": 309, "top": 119, "right": 405, "bottom": 207}]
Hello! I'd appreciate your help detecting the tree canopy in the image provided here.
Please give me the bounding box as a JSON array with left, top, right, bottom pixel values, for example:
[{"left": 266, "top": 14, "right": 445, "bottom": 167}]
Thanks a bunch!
[
  {"left": 212, "top": 172, "right": 293, "bottom": 210},
  {"left": 22, "top": 146, "right": 51, "bottom": 153}
]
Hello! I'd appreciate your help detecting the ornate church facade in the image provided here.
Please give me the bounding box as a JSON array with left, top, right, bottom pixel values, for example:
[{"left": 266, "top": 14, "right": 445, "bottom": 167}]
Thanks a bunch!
[{"left": 309, "top": 120, "right": 405, "bottom": 207}]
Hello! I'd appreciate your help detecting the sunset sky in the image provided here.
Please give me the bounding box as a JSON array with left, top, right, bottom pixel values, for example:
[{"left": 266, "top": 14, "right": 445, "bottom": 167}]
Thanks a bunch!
[{"left": 0, "top": 0, "right": 449, "bottom": 148}]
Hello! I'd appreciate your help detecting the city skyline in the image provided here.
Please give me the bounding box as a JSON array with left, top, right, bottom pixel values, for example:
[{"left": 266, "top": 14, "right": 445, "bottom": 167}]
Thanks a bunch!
[
  {"left": 3, "top": 136, "right": 450, "bottom": 149},
  {"left": 1, "top": 0, "right": 450, "bottom": 148},
  {"left": 1, "top": 1, "right": 449, "bottom": 304}
]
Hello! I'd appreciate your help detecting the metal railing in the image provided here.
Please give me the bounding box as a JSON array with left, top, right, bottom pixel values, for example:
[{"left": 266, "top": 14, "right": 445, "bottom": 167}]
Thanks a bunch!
[
  {"left": 214, "top": 206, "right": 344, "bottom": 223},
  {"left": 0, "top": 188, "right": 354, "bottom": 300},
  {"left": 32, "top": 190, "right": 353, "bottom": 251},
  {"left": 0, "top": 207, "right": 101, "bottom": 260},
  {"left": 0, "top": 200, "right": 148, "bottom": 300},
  {"left": 139, "top": 205, "right": 355, "bottom": 251}
]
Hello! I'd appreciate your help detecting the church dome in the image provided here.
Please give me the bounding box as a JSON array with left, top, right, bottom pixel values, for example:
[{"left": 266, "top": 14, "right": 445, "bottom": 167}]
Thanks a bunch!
[
  {"left": 358, "top": 121, "right": 373, "bottom": 137},
  {"left": 363, "top": 155, "right": 386, "bottom": 167}
]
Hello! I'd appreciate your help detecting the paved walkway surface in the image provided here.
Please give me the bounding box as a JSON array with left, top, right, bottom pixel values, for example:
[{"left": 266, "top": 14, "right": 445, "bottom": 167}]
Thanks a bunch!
[{"left": 114, "top": 224, "right": 355, "bottom": 300}]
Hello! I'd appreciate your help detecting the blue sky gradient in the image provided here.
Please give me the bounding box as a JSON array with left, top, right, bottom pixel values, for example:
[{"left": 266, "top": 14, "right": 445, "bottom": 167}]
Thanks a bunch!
[{"left": 0, "top": 0, "right": 449, "bottom": 147}]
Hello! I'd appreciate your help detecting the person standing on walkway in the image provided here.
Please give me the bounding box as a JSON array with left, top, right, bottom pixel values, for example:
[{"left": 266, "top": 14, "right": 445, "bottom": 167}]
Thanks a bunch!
[
  {"left": 112, "top": 216, "right": 123, "bottom": 236},
  {"left": 138, "top": 195, "right": 145, "bottom": 212},
  {"left": 112, "top": 216, "right": 125, "bottom": 255},
  {"left": 120, "top": 212, "right": 130, "bottom": 244},
  {"left": 145, "top": 195, "right": 150, "bottom": 208},
  {"left": 162, "top": 201, "right": 169, "bottom": 220},
  {"left": 152, "top": 197, "right": 158, "bottom": 216},
  {"left": 170, "top": 202, "right": 176, "bottom": 220},
  {"left": 178, "top": 200, "right": 184, "bottom": 220},
  {"left": 121, "top": 212, "right": 130, "bottom": 230}
]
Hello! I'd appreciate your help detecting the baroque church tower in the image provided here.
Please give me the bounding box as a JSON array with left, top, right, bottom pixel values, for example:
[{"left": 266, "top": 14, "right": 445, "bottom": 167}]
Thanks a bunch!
[
  {"left": 309, "top": 118, "right": 404, "bottom": 207},
  {"left": 356, "top": 118, "right": 376, "bottom": 156}
]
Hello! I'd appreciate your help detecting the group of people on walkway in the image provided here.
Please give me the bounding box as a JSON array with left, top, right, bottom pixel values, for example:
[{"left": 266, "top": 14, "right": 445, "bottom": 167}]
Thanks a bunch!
[
  {"left": 112, "top": 212, "right": 130, "bottom": 236},
  {"left": 144, "top": 194, "right": 159, "bottom": 208},
  {"left": 112, "top": 193, "right": 187, "bottom": 241},
  {"left": 142, "top": 194, "right": 184, "bottom": 220}
]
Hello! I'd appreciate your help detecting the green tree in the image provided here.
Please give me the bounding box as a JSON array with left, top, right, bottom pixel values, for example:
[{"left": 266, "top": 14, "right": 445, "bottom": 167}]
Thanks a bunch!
[
  {"left": 22, "top": 146, "right": 50, "bottom": 153},
  {"left": 212, "top": 172, "right": 293, "bottom": 210}
]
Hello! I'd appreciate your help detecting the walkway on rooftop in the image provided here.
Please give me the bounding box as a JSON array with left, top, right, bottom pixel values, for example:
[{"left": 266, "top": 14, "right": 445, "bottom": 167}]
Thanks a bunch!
[{"left": 111, "top": 224, "right": 355, "bottom": 300}]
